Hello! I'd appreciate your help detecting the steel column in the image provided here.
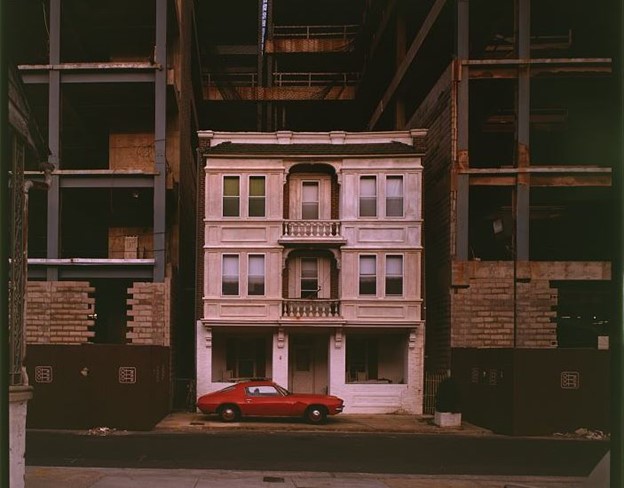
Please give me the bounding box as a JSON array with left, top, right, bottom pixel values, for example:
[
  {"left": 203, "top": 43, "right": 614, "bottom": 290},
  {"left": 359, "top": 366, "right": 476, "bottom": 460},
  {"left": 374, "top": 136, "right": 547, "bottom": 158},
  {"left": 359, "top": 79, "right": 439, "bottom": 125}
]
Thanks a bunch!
[
  {"left": 514, "top": 0, "right": 530, "bottom": 261},
  {"left": 0, "top": 0, "right": 9, "bottom": 482},
  {"left": 455, "top": 0, "right": 469, "bottom": 260},
  {"left": 47, "top": 0, "right": 62, "bottom": 280},
  {"left": 612, "top": 2, "right": 624, "bottom": 485},
  {"left": 153, "top": 0, "right": 167, "bottom": 282}
]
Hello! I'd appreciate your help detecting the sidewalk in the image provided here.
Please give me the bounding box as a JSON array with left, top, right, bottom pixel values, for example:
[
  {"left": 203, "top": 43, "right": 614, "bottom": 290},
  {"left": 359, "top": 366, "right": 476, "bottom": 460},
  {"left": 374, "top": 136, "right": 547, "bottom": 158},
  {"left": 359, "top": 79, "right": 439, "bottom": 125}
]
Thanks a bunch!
[
  {"left": 25, "top": 413, "right": 600, "bottom": 487},
  {"left": 26, "top": 466, "right": 587, "bottom": 488},
  {"left": 151, "top": 412, "right": 496, "bottom": 435}
]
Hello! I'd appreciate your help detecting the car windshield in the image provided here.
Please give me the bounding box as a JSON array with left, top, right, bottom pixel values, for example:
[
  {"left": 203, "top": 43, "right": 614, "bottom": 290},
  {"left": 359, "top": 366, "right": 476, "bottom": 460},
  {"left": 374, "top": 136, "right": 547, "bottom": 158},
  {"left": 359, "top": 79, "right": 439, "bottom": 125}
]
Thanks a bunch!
[{"left": 275, "top": 384, "right": 291, "bottom": 396}]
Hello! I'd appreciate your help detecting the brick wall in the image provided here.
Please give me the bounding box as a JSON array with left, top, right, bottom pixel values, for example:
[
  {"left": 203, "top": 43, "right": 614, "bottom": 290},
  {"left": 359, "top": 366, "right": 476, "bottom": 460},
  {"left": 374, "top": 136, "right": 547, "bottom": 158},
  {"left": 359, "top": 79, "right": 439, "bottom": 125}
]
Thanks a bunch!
[
  {"left": 331, "top": 177, "right": 339, "bottom": 220},
  {"left": 26, "top": 281, "right": 95, "bottom": 344},
  {"left": 408, "top": 64, "right": 453, "bottom": 372},
  {"left": 126, "top": 280, "right": 171, "bottom": 346},
  {"left": 451, "top": 262, "right": 559, "bottom": 348}
]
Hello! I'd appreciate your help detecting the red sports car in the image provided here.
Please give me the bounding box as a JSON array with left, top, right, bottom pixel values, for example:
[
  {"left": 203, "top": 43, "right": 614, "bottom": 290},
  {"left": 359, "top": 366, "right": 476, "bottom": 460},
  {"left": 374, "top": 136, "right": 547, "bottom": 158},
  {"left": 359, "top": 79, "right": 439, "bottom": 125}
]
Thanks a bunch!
[{"left": 197, "top": 380, "right": 345, "bottom": 424}]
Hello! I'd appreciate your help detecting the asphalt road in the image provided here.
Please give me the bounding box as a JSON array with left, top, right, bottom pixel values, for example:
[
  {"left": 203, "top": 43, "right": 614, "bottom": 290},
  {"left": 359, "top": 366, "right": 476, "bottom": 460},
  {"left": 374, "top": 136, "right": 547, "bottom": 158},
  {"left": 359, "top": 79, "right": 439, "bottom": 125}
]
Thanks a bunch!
[{"left": 26, "top": 430, "right": 609, "bottom": 476}]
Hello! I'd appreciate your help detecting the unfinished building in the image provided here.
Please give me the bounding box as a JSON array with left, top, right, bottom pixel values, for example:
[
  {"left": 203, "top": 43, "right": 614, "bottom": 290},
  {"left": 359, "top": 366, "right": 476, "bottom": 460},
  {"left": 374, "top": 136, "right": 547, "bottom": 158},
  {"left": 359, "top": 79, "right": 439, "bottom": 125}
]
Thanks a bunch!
[
  {"left": 11, "top": 0, "right": 200, "bottom": 429},
  {"left": 11, "top": 0, "right": 616, "bottom": 432}
]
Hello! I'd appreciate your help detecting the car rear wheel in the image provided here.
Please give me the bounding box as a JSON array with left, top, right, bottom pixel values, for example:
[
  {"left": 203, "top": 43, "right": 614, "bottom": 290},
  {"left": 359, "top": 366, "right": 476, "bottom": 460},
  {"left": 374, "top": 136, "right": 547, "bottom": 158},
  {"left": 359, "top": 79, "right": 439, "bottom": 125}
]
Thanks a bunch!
[
  {"left": 305, "top": 405, "right": 327, "bottom": 424},
  {"left": 218, "top": 404, "right": 240, "bottom": 422}
]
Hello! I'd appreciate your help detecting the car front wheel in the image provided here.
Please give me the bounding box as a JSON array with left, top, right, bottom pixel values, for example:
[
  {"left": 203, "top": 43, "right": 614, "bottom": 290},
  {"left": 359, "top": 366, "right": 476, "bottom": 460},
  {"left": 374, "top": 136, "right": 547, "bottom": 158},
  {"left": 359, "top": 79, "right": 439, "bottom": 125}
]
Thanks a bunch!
[
  {"left": 218, "top": 404, "right": 240, "bottom": 422},
  {"left": 305, "top": 405, "right": 327, "bottom": 424}
]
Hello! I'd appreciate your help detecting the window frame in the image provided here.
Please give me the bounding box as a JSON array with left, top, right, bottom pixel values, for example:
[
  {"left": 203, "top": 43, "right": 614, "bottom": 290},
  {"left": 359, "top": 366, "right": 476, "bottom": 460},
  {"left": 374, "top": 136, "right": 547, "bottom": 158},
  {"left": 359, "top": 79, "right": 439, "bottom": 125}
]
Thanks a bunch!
[
  {"left": 222, "top": 176, "right": 240, "bottom": 217},
  {"left": 385, "top": 175, "right": 404, "bottom": 218},
  {"left": 300, "top": 257, "right": 319, "bottom": 299},
  {"left": 358, "top": 255, "right": 377, "bottom": 296},
  {"left": 385, "top": 254, "right": 404, "bottom": 296},
  {"left": 301, "top": 180, "right": 320, "bottom": 220},
  {"left": 222, "top": 254, "right": 240, "bottom": 296},
  {"left": 248, "top": 175, "right": 266, "bottom": 218},
  {"left": 247, "top": 254, "right": 266, "bottom": 296},
  {"left": 359, "top": 175, "right": 377, "bottom": 217}
]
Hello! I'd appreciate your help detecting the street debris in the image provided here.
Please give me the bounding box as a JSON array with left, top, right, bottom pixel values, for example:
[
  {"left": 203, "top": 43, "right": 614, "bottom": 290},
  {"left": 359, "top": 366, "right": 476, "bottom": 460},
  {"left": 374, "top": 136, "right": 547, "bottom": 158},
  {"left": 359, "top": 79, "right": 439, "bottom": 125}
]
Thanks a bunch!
[
  {"left": 553, "top": 428, "right": 609, "bottom": 440},
  {"left": 87, "top": 427, "right": 117, "bottom": 436}
]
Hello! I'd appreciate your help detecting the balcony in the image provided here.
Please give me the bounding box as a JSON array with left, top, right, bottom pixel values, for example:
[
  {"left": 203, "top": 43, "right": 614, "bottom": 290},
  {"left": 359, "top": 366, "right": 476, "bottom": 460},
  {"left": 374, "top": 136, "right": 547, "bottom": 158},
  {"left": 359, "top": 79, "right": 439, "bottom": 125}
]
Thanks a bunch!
[
  {"left": 281, "top": 299, "right": 342, "bottom": 320},
  {"left": 279, "top": 220, "right": 346, "bottom": 246}
]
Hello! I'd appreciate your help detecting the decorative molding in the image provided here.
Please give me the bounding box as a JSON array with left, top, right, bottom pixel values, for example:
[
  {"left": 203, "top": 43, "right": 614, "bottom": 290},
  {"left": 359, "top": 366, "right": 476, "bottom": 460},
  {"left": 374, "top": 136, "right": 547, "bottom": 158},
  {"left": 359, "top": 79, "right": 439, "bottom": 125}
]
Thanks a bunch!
[
  {"left": 277, "top": 327, "right": 285, "bottom": 348},
  {"left": 205, "top": 327, "right": 212, "bottom": 348},
  {"left": 329, "top": 248, "right": 341, "bottom": 269},
  {"left": 335, "top": 329, "right": 343, "bottom": 348},
  {"left": 409, "top": 329, "right": 417, "bottom": 349}
]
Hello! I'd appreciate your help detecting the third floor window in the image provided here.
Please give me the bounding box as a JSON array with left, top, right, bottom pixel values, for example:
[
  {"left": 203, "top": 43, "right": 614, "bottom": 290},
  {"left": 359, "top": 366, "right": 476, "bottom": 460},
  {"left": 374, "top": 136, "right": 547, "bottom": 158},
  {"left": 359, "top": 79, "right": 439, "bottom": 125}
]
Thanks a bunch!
[
  {"left": 359, "top": 176, "right": 377, "bottom": 217},
  {"left": 386, "top": 176, "right": 404, "bottom": 217},
  {"left": 302, "top": 181, "right": 319, "bottom": 220},
  {"left": 223, "top": 176, "right": 240, "bottom": 217},
  {"left": 249, "top": 176, "right": 266, "bottom": 217}
]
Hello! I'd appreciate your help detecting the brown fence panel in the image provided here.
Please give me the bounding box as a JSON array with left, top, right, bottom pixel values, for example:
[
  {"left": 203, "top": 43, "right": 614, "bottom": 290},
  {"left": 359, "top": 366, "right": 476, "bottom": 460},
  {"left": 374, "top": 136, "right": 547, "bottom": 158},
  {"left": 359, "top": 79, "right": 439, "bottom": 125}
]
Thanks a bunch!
[
  {"left": 512, "top": 349, "right": 609, "bottom": 436},
  {"left": 26, "top": 344, "right": 170, "bottom": 431},
  {"left": 452, "top": 348, "right": 515, "bottom": 434},
  {"left": 452, "top": 348, "right": 609, "bottom": 436}
]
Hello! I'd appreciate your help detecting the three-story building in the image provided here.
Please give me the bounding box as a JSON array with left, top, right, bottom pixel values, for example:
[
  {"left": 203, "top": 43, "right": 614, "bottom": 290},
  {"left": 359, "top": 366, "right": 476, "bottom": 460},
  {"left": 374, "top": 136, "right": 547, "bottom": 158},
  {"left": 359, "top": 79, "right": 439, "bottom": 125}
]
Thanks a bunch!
[{"left": 196, "top": 130, "right": 426, "bottom": 414}]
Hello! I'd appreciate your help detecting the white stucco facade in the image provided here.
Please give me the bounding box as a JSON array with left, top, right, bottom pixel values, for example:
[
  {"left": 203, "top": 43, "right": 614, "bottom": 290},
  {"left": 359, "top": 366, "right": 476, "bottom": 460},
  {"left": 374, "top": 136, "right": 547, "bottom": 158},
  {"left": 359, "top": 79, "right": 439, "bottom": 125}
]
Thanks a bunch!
[
  {"left": 196, "top": 130, "right": 425, "bottom": 414},
  {"left": 9, "top": 387, "right": 33, "bottom": 488}
]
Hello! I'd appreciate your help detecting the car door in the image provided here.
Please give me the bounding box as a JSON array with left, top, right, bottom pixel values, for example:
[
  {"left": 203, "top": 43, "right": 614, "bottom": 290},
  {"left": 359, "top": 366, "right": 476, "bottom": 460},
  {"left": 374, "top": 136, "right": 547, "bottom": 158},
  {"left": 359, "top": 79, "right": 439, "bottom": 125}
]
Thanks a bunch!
[{"left": 243, "top": 385, "right": 292, "bottom": 416}]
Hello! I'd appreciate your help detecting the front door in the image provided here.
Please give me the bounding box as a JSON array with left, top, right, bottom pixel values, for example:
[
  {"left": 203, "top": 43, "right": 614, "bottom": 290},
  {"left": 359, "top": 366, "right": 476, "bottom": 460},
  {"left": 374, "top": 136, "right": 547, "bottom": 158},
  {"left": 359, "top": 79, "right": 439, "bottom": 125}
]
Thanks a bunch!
[
  {"left": 289, "top": 335, "right": 328, "bottom": 394},
  {"left": 291, "top": 344, "right": 315, "bottom": 393}
]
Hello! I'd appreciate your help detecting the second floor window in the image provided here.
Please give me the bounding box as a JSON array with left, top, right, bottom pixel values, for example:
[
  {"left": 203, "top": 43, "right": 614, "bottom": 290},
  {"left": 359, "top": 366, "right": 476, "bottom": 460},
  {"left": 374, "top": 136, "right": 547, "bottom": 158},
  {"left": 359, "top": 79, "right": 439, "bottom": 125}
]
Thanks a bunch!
[
  {"left": 359, "top": 256, "right": 377, "bottom": 295},
  {"left": 359, "top": 176, "right": 377, "bottom": 217},
  {"left": 302, "top": 181, "right": 319, "bottom": 220},
  {"left": 223, "top": 176, "right": 240, "bottom": 217},
  {"left": 385, "top": 255, "right": 403, "bottom": 296},
  {"left": 222, "top": 255, "right": 239, "bottom": 295},
  {"left": 248, "top": 255, "right": 265, "bottom": 295},
  {"left": 386, "top": 176, "right": 404, "bottom": 217},
  {"left": 249, "top": 176, "right": 266, "bottom": 217},
  {"left": 301, "top": 258, "right": 319, "bottom": 298}
]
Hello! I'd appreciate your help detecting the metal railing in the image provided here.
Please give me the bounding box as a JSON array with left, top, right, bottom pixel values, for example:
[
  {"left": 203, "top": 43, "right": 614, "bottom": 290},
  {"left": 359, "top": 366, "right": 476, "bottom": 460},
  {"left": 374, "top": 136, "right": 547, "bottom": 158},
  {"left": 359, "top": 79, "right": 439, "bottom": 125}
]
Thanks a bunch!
[
  {"left": 423, "top": 371, "right": 450, "bottom": 414},
  {"left": 273, "top": 24, "right": 359, "bottom": 39},
  {"left": 204, "top": 72, "right": 359, "bottom": 88},
  {"left": 282, "top": 220, "right": 342, "bottom": 239},
  {"left": 273, "top": 72, "right": 359, "bottom": 87},
  {"left": 282, "top": 299, "right": 341, "bottom": 318}
]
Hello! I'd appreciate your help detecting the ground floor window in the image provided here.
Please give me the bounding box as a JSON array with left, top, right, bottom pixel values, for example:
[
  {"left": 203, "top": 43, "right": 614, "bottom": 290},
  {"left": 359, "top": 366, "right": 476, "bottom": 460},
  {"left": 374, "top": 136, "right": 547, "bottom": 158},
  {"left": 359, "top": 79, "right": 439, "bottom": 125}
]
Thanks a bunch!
[
  {"left": 212, "top": 334, "right": 271, "bottom": 381},
  {"left": 345, "top": 333, "right": 406, "bottom": 384}
]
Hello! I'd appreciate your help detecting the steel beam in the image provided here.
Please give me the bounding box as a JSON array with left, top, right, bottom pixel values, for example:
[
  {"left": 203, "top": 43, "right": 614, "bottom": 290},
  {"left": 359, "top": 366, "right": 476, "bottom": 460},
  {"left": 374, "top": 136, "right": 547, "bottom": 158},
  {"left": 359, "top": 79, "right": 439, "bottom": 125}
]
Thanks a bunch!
[
  {"left": 368, "top": 0, "right": 447, "bottom": 130},
  {"left": 153, "top": 0, "right": 167, "bottom": 282},
  {"left": 46, "top": 0, "right": 61, "bottom": 281},
  {"left": 28, "top": 265, "right": 154, "bottom": 280},
  {"left": 468, "top": 65, "right": 612, "bottom": 79},
  {"left": 464, "top": 57, "right": 612, "bottom": 66},
  {"left": 57, "top": 174, "right": 156, "bottom": 188}
]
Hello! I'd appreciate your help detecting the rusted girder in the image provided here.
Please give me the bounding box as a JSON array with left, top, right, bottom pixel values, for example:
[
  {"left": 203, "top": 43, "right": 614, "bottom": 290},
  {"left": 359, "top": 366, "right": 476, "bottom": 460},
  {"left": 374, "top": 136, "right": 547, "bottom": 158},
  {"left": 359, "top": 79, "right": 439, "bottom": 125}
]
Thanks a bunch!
[{"left": 204, "top": 86, "right": 355, "bottom": 101}]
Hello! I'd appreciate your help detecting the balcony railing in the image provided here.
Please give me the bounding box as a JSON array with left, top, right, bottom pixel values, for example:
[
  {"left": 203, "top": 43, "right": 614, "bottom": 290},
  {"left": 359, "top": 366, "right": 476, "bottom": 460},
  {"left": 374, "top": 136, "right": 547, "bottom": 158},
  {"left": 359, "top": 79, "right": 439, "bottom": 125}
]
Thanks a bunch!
[
  {"left": 282, "top": 299, "right": 341, "bottom": 319},
  {"left": 282, "top": 220, "right": 342, "bottom": 239}
]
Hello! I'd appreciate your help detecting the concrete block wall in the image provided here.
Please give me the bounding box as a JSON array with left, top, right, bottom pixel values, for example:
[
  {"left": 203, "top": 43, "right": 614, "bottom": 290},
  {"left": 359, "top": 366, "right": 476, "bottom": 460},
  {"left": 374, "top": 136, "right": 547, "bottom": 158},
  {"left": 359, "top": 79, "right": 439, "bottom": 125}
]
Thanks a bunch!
[
  {"left": 25, "top": 281, "right": 95, "bottom": 344},
  {"left": 126, "top": 280, "right": 171, "bottom": 346}
]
